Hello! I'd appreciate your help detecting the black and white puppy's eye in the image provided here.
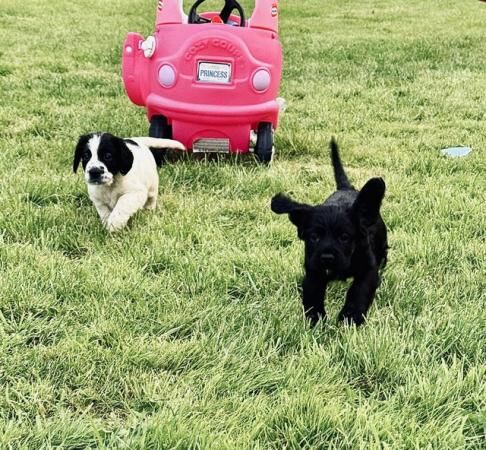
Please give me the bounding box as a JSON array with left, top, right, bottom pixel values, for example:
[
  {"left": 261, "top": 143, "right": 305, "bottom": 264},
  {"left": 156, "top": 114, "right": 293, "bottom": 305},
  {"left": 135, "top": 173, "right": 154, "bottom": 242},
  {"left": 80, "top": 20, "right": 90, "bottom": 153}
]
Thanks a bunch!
[
  {"left": 104, "top": 152, "right": 113, "bottom": 161},
  {"left": 83, "top": 150, "right": 91, "bottom": 160}
]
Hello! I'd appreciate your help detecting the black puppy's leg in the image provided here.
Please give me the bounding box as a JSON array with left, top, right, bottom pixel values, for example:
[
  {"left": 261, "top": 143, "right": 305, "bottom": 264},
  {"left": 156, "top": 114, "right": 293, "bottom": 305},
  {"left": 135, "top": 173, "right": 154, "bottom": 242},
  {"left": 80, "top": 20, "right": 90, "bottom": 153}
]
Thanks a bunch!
[
  {"left": 302, "top": 273, "right": 327, "bottom": 326},
  {"left": 338, "top": 269, "right": 380, "bottom": 326}
]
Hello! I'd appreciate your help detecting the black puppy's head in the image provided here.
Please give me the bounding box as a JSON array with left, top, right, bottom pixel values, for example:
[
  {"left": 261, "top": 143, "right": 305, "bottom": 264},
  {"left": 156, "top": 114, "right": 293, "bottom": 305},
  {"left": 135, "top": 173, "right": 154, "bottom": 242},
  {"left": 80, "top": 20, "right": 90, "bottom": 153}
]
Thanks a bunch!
[
  {"left": 73, "top": 132, "right": 134, "bottom": 185},
  {"left": 271, "top": 178, "right": 385, "bottom": 278}
]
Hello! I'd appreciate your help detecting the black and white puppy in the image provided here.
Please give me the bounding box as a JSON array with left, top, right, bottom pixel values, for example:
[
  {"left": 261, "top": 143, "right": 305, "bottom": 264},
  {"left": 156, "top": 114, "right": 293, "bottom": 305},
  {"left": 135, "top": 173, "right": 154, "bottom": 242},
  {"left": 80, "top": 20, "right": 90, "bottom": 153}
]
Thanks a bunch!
[
  {"left": 73, "top": 132, "right": 184, "bottom": 232},
  {"left": 271, "top": 138, "right": 388, "bottom": 326}
]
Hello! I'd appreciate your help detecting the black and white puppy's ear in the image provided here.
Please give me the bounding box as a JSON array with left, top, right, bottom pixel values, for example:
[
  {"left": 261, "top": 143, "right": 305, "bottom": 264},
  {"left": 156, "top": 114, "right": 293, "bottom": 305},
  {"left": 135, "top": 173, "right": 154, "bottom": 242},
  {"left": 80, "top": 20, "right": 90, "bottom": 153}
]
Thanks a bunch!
[
  {"left": 353, "top": 177, "right": 386, "bottom": 227},
  {"left": 107, "top": 135, "right": 134, "bottom": 175},
  {"left": 271, "top": 193, "right": 313, "bottom": 239},
  {"left": 73, "top": 134, "right": 92, "bottom": 173},
  {"left": 118, "top": 138, "right": 134, "bottom": 175}
]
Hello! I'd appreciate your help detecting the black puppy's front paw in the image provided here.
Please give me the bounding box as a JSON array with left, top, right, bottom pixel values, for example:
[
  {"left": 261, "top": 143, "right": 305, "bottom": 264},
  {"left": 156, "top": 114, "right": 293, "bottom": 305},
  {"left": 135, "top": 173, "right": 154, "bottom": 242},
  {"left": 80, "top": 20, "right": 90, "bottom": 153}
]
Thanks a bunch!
[
  {"left": 338, "top": 308, "right": 366, "bottom": 326},
  {"left": 306, "top": 310, "right": 326, "bottom": 328}
]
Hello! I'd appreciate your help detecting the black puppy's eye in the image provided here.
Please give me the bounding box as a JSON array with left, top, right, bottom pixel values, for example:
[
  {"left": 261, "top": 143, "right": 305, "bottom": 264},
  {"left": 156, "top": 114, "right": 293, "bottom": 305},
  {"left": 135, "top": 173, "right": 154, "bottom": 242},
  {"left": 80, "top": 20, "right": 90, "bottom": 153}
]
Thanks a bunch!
[
  {"left": 310, "top": 233, "right": 320, "bottom": 243},
  {"left": 340, "top": 233, "right": 350, "bottom": 242}
]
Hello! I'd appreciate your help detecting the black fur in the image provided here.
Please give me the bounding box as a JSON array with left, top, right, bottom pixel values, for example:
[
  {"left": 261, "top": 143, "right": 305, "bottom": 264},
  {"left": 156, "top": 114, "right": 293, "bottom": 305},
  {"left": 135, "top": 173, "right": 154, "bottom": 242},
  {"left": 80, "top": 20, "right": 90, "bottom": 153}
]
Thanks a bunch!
[
  {"left": 100, "top": 134, "right": 134, "bottom": 176},
  {"left": 73, "top": 134, "right": 92, "bottom": 173},
  {"left": 271, "top": 139, "right": 388, "bottom": 326},
  {"left": 73, "top": 133, "right": 134, "bottom": 176}
]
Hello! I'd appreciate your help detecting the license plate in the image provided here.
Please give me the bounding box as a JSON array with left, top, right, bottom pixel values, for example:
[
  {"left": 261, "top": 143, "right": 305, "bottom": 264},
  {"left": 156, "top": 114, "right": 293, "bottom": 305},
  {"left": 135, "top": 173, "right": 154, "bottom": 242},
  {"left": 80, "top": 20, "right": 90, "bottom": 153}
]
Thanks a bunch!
[
  {"left": 197, "top": 62, "right": 232, "bottom": 84},
  {"left": 193, "top": 138, "right": 230, "bottom": 153}
]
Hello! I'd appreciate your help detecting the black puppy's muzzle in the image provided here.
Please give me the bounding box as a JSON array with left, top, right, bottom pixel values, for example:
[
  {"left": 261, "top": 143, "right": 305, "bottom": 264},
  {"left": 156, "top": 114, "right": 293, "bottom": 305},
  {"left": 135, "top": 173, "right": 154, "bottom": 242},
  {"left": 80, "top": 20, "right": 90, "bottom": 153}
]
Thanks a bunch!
[
  {"left": 308, "top": 248, "right": 336, "bottom": 270},
  {"left": 320, "top": 252, "right": 337, "bottom": 277},
  {"left": 320, "top": 253, "right": 335, "bottom": 266},
  {"left": 315, "top": 250, "right": 341, "bottom": 278}
]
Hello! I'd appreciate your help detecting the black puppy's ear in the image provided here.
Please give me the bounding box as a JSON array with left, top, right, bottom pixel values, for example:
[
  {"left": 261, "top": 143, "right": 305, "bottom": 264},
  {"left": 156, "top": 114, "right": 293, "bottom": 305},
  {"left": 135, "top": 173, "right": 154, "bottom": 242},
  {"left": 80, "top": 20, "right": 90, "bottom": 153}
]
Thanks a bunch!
[
  {"left": 271, "top": 193, "right": 312, "bottom": 237},
  {"left": 353, "top": 177, "right": 386, "bottom": 227},
  {"left": 73, "top": 134, "right": 91, "bottom": 173},
  {"left": 270, "top": 193, "right": 300, "bottom": 214},
  {"left": 109, "top": 135, "right": 134, "bottom": 175}
]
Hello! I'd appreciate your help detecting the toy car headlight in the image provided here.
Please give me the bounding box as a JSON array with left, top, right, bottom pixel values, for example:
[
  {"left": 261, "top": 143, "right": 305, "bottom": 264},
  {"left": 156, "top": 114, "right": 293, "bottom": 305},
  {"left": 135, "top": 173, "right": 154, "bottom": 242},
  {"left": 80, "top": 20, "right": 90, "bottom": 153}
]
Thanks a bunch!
[
  {"left": 140, "top": 36, "right": 156, "bottom": 58},
  {"left": 158, "top": 64, "right": 176, "bottom": 88},
  {"left": 252, "top": 69, "right": 271, "bottom": 92}
]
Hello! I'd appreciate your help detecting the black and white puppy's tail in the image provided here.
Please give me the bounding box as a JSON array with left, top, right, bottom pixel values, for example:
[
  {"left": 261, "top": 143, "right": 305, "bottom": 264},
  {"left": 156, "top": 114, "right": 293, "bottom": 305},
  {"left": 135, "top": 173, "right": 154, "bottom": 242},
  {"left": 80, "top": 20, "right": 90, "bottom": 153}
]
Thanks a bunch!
[
  {"left": 330, "top": 137, "right": 354, "bottom": 191},
  {"left": 130, "top": 137, "right": 186, "bottom": 167}
]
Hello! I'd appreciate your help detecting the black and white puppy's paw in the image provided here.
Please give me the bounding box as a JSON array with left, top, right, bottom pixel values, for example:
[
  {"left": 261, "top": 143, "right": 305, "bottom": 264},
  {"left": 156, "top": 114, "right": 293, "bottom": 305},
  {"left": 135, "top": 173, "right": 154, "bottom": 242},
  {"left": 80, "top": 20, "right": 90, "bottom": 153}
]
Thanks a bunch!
[
  {"left": 271, "top": 138, "right": 388, "bottom": 326},
  {"left": 73, "top": 132, "right": 184, "bottom": 232}
]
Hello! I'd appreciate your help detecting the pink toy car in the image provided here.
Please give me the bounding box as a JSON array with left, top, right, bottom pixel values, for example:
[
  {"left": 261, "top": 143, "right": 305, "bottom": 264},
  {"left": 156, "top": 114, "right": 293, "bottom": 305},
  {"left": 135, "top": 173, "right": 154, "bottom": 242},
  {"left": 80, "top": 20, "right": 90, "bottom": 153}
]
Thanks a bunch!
[{"left": 122, "top": 0, "right": 283, "bottom": 162}]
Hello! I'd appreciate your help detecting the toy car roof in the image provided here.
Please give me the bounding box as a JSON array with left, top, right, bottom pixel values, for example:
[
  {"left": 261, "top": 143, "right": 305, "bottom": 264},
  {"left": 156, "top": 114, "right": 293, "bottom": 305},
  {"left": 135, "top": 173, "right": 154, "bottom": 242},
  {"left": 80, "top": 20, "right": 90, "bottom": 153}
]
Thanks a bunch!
[{"left": 156, "top": 0, "right": 280, "bottom": 33}]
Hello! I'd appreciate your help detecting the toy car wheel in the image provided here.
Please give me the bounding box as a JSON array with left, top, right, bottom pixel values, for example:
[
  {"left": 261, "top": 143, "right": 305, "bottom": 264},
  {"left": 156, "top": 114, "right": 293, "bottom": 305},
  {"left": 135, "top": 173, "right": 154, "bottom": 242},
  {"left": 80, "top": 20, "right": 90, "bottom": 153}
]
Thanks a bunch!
[
  {"left": 149, "top": 115, "right": 172, "bottom": 139},
  {"left": 254, "top": 122, "right": 274, "bottom": 164}
]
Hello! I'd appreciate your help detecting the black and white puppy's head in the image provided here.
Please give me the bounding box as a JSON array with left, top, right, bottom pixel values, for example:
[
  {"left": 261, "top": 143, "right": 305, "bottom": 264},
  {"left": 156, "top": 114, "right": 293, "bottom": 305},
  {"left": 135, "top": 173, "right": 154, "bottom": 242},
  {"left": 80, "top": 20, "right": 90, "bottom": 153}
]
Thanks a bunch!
[
  {"left": 271, "top": 178, "right": 385, "bottom": 279},
  {"left": 73, "top": 132, "right": 134, "bottom": 185}
]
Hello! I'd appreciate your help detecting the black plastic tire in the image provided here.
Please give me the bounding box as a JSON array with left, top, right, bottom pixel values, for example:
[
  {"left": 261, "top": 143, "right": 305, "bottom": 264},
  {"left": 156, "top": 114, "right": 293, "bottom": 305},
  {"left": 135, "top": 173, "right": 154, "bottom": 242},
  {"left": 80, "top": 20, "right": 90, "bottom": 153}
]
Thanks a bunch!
[
  {"left": 254, "top": 122, "right": 274, "bottom": 164},
  {"left": 149, "top": 115, "right": 172, "bottom": 139},
  {"left": 148, "top": 115, "right": 172, "bottom": 165}
]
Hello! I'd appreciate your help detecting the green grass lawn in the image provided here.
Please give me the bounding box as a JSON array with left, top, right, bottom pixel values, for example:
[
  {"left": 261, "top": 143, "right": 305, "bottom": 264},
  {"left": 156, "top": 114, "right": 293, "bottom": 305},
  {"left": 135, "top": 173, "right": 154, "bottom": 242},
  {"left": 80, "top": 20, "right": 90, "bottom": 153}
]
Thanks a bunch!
[{"left": 0, "top": 0, "right": 485, "bottom": 448}]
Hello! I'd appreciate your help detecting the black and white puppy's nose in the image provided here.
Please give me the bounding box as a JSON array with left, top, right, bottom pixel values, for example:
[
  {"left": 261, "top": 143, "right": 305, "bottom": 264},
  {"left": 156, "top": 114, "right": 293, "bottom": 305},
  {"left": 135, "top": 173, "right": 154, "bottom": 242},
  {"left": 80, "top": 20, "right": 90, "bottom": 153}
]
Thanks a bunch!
[
  {"left": 320, "top": 253, "right": 335, "bottom": 266},
  {"left": 88, "top": 167, "right": 104, "bottom": 178}
]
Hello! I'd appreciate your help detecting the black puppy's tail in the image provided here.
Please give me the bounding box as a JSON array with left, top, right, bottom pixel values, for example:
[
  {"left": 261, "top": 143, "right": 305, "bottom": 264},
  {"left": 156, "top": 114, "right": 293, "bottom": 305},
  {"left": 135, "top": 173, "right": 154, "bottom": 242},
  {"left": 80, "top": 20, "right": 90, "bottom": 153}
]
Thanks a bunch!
[{"left": 330, "top": 137, "right": 353, "bottom": 190}]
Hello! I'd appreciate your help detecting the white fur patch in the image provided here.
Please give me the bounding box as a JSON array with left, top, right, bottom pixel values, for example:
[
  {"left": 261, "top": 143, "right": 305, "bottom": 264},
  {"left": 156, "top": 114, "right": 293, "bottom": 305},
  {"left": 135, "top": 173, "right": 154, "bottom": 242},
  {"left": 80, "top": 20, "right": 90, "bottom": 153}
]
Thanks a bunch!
[{"left": 85, "top": 134, "right": 113, "bottom": 185}]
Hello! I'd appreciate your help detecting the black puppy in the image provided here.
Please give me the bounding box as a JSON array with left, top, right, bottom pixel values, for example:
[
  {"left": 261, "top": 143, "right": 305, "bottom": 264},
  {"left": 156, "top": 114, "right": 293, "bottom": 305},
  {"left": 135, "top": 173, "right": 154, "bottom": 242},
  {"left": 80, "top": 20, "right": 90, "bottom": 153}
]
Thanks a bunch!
[{"left": 271, "top": 138, "right": 388, "bottom": 326}]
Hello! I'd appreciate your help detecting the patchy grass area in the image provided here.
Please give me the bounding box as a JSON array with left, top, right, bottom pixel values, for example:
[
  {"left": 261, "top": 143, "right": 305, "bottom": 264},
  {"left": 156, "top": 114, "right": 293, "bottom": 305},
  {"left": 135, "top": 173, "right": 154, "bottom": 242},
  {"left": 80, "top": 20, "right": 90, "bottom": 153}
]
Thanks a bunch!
[{"left": 0, "top": 0, "right": 485, "bottom": 448}]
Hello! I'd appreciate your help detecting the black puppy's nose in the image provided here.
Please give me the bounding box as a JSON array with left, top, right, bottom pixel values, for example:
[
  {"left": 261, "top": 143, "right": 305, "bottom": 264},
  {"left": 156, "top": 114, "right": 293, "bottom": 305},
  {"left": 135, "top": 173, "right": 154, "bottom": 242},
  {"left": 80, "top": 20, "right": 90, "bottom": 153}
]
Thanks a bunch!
[
  {"left": 320, "top": 253, "right": 335, "bottom": 265},
  {"left": 88, "top": 167, "right": 104, "bottom": 177}
]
